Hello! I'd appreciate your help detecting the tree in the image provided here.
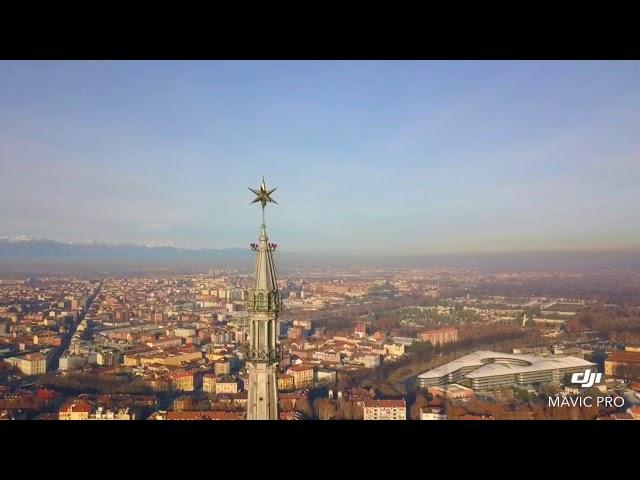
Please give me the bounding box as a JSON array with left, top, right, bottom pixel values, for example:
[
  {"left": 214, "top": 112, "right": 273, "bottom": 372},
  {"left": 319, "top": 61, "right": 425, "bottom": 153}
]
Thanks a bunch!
[
  {"left": 407, "top": 341, "right": 434, "bottom": 357},
  {"left": 295, "top": 398, "right": 314, "bottom": 419},
  {"left": 446, "top": 403, "right": 466, "bottom": 420},
  {"left": 0, "top": 360, "right": 17, "bottom": 382},
  {"left": 513, "top": 387, "right": 531, "bottom": 403},
  {"left": 314, "top": 398, "right": 337, "bottom": 420},
  {"left": 540, "top": 383, "right": 559, "bottom": 397},
  {"left": 409, "top": 393, "right": 428, "bottom": 420},
  {"left": 278, "top": 398, "right": 295, "bottom": 412},
  {"left": 337, "top": 399, "right": 362, "bottom": 420}
]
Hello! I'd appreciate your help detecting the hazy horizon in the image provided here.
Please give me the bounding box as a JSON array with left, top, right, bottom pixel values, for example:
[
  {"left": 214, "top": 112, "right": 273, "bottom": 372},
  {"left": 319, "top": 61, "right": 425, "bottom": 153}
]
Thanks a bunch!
[
  {"left": 2, "top": 233, "right": 640, "bottom": 256},
  {"left": 1, "top": 60, "right": 639, "bottom": 255},
  {"left": 0, "top": 238, "right": 638, "bottom": 275}
]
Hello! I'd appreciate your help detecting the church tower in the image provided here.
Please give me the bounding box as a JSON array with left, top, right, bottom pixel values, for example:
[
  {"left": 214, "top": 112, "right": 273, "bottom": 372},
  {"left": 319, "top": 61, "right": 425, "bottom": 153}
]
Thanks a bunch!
[{"left": 246, "top": 177, "right": 280, "bottom": 420}]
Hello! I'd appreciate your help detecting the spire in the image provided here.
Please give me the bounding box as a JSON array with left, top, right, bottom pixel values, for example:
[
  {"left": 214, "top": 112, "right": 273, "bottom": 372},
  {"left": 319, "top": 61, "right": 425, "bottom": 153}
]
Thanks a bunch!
[
  {"left": 248, "top": 177, "right": 280, "bottom": 312},
  {"left": 254, "top": 224, "right": 278, "bottom": 294}
]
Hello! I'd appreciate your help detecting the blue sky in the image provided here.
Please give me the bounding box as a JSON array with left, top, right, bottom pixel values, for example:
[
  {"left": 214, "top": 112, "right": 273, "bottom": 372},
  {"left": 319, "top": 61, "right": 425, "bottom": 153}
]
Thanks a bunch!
[{"left": 0, "top": 60, "right": 639, "bottom": 254}]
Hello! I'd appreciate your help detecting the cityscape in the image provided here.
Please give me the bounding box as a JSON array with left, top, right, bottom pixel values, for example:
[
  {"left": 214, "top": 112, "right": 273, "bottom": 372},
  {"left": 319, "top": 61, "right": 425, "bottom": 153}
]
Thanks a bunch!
[
  {"left": 2, "top": 250, "right": 640, "bottom": 420},
  {"left": 1, "top": 60, "right": 640, "bottom": 421}
]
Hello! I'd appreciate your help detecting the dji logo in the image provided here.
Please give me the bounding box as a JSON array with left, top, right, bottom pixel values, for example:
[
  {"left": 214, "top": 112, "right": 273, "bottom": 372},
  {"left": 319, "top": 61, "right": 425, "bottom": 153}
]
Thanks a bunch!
[{"left": 571, "top": 369, "right": 602, "bottom": 388}]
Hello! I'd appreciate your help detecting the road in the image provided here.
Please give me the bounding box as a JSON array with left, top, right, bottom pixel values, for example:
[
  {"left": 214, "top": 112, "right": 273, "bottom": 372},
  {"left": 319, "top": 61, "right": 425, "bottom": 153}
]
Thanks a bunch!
[{"left": 47, "top": 282, "right": 102, "bottom": 371}]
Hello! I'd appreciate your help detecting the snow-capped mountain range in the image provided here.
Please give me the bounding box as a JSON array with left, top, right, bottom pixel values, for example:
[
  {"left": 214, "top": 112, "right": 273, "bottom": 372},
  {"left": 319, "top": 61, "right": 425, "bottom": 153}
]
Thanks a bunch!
[
  {"left": 0, "top": 236, "right": 197, "bottom": 249},
  {"left": 0, "top": 235, "right": 249, "bottom": 260},
  {"left": 0, "top": 235, "right": 48, "bottom": 243}
]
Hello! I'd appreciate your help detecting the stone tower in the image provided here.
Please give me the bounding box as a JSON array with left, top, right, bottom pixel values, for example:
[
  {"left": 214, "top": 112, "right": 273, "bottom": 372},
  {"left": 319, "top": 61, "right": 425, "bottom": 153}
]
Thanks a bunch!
[{"left": 246, "top": 177, "right": 280, "bottom": 420}]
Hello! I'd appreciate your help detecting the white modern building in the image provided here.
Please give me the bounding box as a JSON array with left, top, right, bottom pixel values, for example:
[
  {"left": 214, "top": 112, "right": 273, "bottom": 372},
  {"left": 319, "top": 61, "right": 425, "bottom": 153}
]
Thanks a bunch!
[{"left": 417, "top": 350, "right": 597, "bottom": 392}]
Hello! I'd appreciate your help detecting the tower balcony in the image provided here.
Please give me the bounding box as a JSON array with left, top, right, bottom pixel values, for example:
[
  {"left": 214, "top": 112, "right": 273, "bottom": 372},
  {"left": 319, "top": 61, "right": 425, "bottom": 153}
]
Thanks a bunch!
[{"left": 244, "top": 345, "right": 280, "bottom": 363}]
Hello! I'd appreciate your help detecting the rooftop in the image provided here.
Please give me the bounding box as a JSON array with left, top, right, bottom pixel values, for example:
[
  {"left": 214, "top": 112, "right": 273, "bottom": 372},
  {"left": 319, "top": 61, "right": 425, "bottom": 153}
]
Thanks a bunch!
[
  {"left": 429, "top": 383, "right": 474, "bottom": 393},
  {"left": 418, "top": 350, "right": 596, "bottom": 380},
  {"left": 607, "top": 351, "right": 640, "bottom": 363},
  {"left": 287, "top": 365, "right": 314, "bottom": 372},
  {"left": 164, "top": 411, "right": 243, "bottom": 420},
  {"left": 363, "top": 399, "right": 406, "bottom": 408}
]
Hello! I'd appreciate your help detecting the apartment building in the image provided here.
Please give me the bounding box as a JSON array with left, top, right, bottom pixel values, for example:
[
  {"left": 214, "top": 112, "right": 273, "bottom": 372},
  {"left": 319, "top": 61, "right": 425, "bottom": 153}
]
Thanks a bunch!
[{"left": 363, "top": 399, "right": 406, "bottom": 420}]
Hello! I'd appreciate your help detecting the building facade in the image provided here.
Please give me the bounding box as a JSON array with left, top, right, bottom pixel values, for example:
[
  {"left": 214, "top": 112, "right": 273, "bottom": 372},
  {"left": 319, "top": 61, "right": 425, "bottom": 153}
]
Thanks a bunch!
[
  {"left": 428, "top": 384, "right": 475, "bottom": 401},
  {"left": 215, "top": 378, "right": 240, "bottom": 394},
  {"left": 605, "top": 351, "right": 640, "bottom": 377},
  {"left": 203, "top": 373, "right": 217, "bottom": 394},
  {"left": 420, "top": 407, "right": 447, "bottom": 420},
  {"left": 418, "top": 327, "right": 458, "bottom": 345},
  {"left": 277, "top": 374, "right": 295, "bottom": 391},
  {"left": 363, "top": 400, "right": 406, "bottom": 420},
  {"left": 59, "top": 399, "right": 91, "bottom": 420},
  {"left": 285, "top": 365, "right": 314, "bottom": 389},
  {"left": 171, "top": 371, "right": 196, "bottom": 392},
  {"left": 6, "top": 352, "right": 47, "bottom": 375}
]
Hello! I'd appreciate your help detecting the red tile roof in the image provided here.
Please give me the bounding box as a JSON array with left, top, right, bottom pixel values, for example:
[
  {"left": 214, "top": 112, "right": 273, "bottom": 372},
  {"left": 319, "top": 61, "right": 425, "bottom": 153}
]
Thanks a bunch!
[
  {"left": 165, "top": 411, "right": 243, "bottom": 420},
  {"left": 60, "top": 399, "right": 91, "bottom": 413},
  {"left": 458, "top": 414, "right": 495, "bottom": 420},
  {"left": 279, "top": 411, "right": 302, "bottom": 420},
  {"left": 607, "top": 351, "right": 640, "bottom": 363},
  {"left": 612, "top": 413, "right": 635, "bottom": 420},
  {"left": 286, "top": 365, "right": 314, "bottom": 373}
]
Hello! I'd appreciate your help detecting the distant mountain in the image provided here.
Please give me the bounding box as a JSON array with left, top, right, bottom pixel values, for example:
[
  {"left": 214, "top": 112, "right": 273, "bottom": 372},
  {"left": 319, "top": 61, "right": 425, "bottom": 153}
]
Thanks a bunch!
[
  {"left": 0, "top": 236, "right": 638, "bottom": 274},
  {"left": 0, "top": 236, "right": 251, "bottom": 261}
]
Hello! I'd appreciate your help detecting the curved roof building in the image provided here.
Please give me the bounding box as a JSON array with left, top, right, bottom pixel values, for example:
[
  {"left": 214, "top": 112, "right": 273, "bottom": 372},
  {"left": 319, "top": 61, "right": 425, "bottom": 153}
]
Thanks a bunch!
[{"left": 417, "top": 350, "right": 597, "bottom": 391}]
